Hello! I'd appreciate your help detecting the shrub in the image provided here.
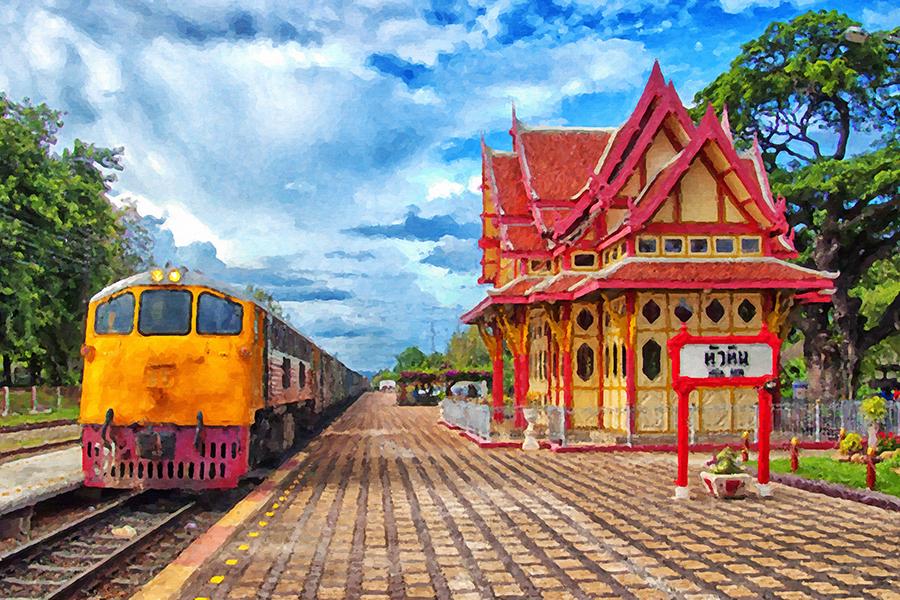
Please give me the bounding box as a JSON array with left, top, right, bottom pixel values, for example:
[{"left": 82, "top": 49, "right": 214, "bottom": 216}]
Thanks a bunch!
[
  {"left": 839, "top": 432, "right": 863, "bottom": 455},
  {"left": 861, "top": 395, "right": 888, "bottom": 424},
  {"left": 877, "top": 431, "right": 900, "bottom": 453},
  {"left": 705, "top": 447, "right": 745, "bottom": 475}
]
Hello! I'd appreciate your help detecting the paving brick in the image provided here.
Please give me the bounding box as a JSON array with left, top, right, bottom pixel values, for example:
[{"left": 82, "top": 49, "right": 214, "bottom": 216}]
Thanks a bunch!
[{"left": 177, "top": 392, "right": 900, "bottom": 600}]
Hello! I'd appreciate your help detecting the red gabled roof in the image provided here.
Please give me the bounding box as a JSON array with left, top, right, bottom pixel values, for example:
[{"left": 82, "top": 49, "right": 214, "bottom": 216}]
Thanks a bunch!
[
  {"left": 517, "top": 127, "right": 613, "bottom": 201},
  {"left": 503, "top": 223, "right": 545, "bottom": 253},
  {"left": 489, "top": 152, "right": 530, "bottom": 216}
]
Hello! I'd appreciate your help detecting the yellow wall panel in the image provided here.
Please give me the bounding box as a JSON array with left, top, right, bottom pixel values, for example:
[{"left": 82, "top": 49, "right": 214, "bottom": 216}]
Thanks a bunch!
[
  {"left": 680, "top": 161, "right": 718, "bottom": 222},
  {"left": 646, "top": 132, "right": 677, "bottom": 181}
]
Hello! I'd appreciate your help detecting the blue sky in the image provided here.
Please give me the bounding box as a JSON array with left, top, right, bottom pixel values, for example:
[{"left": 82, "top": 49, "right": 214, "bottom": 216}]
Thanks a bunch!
[{"left": 1, "top": 0, "right": 896, "bottom": 373}]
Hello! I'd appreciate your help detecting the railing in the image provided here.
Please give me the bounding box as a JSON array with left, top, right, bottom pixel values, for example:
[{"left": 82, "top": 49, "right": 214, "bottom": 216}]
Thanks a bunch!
[
  {"left": 443, "top": 397, "right": 900, "bottom": 448},
  {"left": 440, "top": 398, "right": 491, "bottom": 440}
]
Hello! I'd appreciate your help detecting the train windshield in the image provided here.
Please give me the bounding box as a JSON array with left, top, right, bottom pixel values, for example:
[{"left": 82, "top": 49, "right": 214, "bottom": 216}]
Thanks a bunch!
[
  {"left": 197, "top": 292, "right": 243, "bottom": 335},
  {"left": 94, "top": 292, "right": 134, "bottom": 334},
  {"left": 138, "top": 290, "right": 192, "bottom": 336}
]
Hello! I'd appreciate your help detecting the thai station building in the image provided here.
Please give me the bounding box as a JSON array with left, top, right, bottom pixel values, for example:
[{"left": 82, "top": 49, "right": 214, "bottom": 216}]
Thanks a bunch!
[{"left": 462, "top": 63, "right": 836, "bottom": 438}]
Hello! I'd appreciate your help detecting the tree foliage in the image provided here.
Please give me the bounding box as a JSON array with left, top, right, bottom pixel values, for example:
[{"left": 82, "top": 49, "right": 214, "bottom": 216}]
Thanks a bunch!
[
  {"left": 693, "top": 10, "right": 899, "bottom": 399},
  {"left": 0, "top": 94, "right": 145, "bottom": 384}
]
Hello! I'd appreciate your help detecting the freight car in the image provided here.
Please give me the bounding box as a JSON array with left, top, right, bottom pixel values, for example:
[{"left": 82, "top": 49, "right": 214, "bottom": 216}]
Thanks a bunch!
[{"left": 79, "top": 267, "right": 367, "bottom": 489}]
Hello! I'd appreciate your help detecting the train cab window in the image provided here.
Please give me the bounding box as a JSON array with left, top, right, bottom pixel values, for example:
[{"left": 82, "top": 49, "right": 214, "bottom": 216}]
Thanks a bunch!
[
  {"left": 138, "top": 290, "right": 192, "bottom": 336},
  {"left": 94, "top": 292, "right": 134, "bottom": 334},
  {"left": 197, "top": 292, "right": 243, "bottom": 335}
]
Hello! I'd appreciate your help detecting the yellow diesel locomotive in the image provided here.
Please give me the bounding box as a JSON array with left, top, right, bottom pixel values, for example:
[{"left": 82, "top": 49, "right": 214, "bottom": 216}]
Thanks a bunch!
[{"left": 80, "top": 267, "right": 367, "bottom": 489}]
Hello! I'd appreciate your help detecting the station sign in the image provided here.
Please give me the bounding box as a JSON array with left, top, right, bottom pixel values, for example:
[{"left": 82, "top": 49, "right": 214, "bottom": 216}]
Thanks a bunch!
[{"left": 679, "top": 343, "right": 774, "bottom": 379}]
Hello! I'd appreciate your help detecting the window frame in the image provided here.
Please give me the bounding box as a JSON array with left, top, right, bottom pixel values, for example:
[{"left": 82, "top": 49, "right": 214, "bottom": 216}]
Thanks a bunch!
[
  {"left": 662, "top": 237, "right": 685, "bottom": 255},
  {"left": 636, "top": 236, "right": 658, "bottom": 256},
  {"left": 94, "top": 292, "right": 136, "bottom": 336},
  {"left": 571, "top": 251, "right": 598, "bottom": 270},
  {"left": 739, "top": 236, "right": 762, "bottom": 256},
  {"left": 196, "top": 291, "right": 244, "bottom": 336},
  {"left": 714, "top": 236, "right": 736, "bottom": 255},
  {"left": 137, "top": 289, "right": 193, "bottom": 337},
  {"left": 688, "top": 237, "right": 710, "bottom": 255}
]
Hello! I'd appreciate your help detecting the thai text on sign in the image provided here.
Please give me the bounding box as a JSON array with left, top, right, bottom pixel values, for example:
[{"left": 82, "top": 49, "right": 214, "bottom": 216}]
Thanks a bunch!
[{"left": 679, "top": 343, "right": 774, "bottom": 379}]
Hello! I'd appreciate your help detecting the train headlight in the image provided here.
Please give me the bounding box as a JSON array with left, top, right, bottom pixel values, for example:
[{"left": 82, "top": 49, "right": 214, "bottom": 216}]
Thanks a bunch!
[
  {"left": 150, "top": 268, "right": 165, "bottom": 283},
  {"left": 80, "top": 344, "right": 96, "bottom": 362},
  {"left": 167, "top": 269, "right": 182, "bottom": 283}
]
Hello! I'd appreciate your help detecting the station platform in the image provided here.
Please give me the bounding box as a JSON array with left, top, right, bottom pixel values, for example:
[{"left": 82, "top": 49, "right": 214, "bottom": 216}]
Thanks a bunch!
[
  {"left": 145, "top": 392, "right": 898, "bottom": 600},
  {"left": 0, "top": 446, "right": 82, "bottom": 517}
]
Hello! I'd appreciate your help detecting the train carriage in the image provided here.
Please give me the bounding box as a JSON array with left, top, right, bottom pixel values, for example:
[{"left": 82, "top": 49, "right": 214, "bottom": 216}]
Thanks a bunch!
[{"left": 80, "top": 267, "right": 366, "bottom": 489}]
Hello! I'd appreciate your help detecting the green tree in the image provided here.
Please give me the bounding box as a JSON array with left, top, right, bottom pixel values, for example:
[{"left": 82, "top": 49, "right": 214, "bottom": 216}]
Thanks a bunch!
[
  {"left": 0, "top": 95, "right": 140, "bottom": 384},
  {"left": 393, "top": 346, "right": 427, "bottom": 372},
  {"left": 245, "top": 285, "right": 287, "bottom": 320},
  {"left": 693, "top": 10, "right": 899, "bottom": 400},
  {"left": 445, "top": 326, "right": 490, "bottom": 370}
]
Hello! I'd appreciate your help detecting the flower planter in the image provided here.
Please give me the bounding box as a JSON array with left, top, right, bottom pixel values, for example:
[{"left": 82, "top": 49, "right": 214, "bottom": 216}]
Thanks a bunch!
[{"left": 700, "top": 471, "right": 753, "bottom": 499}]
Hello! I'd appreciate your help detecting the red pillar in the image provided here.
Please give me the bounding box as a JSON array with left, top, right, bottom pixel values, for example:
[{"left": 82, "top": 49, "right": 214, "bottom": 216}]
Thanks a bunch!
[
  {"left": 491, "top": 328, "right": 505, "bottom": 423},
  {"left": 513, "top": 352, "right": 529, "bottom": 428},
  {"left": 675, "top": 384, "right": 690, "bottom": 498}
]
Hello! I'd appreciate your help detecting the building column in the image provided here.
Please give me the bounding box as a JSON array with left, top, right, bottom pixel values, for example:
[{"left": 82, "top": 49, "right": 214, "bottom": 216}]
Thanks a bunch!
[
  {"left": 546, "top": 304, "right": 573, "bottom": 430},
  {"left": 499, "top": 306, "right": 529, "bottom": 428},
  {"left": 625, "top": 291, "right": 637, "bottom": 438},
  {"left": 477, "top": 320, "right": 505, "bottom": 423}
]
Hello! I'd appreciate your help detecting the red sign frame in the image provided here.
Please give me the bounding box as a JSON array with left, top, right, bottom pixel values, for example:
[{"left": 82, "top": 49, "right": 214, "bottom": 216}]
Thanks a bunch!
[{"left": 667, "top": 323, "right": 781, "bottom": 498}]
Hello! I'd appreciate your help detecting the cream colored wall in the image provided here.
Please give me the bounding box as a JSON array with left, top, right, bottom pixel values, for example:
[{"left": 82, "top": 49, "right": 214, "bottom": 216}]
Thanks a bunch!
[
  {"left": 645, "top": 132, "right": 677, "bottom": 182},
  {"left": 633, "top": 291, "right": 764, "bottom": 434},
  {"left": 680, "top": 161, "right": 718, "bottom": 222},
  {"left": 602, "top": 296, "right": 628, "bottom": 432},
  {"left": 571, "top": 302, "right": 600, "bottom": 427}
]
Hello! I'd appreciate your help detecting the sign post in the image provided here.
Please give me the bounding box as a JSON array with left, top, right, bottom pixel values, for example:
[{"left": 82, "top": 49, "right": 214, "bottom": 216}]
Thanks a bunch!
[{"left": 668, "top": 324, "right": 780, "bottom": 500}]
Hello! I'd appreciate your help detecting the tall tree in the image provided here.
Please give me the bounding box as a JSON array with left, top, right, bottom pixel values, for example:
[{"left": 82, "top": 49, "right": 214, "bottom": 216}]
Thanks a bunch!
[
  {"left": 693, "top": 10, "right": 899, "bottom": 400},
  {"left": 0, "top": 94, "right": 139, "bottom": 384},
  {"left": 394, "top": 346, "right": 427, "bottom": 372}
]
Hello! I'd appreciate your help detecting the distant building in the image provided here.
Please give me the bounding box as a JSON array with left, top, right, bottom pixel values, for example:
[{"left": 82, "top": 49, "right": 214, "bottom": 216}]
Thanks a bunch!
[{"left": 461, "top": 62, "right": 836, "bottom": 435}]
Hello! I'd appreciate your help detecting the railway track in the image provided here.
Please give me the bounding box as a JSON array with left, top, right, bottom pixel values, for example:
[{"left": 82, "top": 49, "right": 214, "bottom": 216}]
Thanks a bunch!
[{"left": 0, "top": 490, "right": 197, "bottom": 600}]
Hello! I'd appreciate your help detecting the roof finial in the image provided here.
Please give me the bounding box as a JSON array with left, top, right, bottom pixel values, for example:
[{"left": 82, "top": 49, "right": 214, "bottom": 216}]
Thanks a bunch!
[{"left": 649, "top": 60, "right": 664, "bottom": 86}]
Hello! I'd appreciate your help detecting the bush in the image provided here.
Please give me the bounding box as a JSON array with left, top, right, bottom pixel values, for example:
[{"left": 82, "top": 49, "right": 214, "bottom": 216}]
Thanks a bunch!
[
  {"left": 861, "top": 395, "right": 888, "bottom": 424},
  {"left": 839, "top": 432, "right": 863, "bottom": 455},
  {"left": 877, "top": 431, "right": 900, "bottom": 453}
]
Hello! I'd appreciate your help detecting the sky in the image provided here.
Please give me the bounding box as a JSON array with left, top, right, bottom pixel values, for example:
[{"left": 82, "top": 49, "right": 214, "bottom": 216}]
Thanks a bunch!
[{"left": 0, "top": 0, "right": 896, "bottom": 373}]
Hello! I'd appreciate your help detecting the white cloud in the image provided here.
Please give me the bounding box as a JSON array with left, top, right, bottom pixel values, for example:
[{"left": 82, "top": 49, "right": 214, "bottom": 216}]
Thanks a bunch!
[
  {"left": 426, "top": 179, "right": 465, "bottom": 201},
  {"left": 862, "top": 5, "right": 900, "bottom": 30},
  {"left": 717, "top": 0, "right": 815, "bottom": 14}
]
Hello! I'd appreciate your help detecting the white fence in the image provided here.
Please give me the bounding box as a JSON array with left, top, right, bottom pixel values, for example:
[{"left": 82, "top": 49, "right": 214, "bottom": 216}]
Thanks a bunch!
[{"left": 442, "top": 397, "right": 900, "bottom": 447}]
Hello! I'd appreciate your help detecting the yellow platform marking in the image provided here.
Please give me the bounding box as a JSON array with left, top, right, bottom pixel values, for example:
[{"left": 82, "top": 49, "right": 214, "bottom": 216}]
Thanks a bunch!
[
  {"left": 209, "top": 575, "right": 224, "bottom": 585},
  {"left": 248, "top": 531, "right": 259, "bottom": 538},
  {"left": 272, "top": 503, "right": 280, "bottom": 509},
  {"left": 237, "top": 544, "right": 250, "bottom": 551},
  {"left": 258, "top": 521, "right": 268, "bottom": 527},
  {"left": 225, "top": 559, "right": 238, "bottom": 566},
  {"left": 265, "top": 511, "right": 274, "bottom": 517}
]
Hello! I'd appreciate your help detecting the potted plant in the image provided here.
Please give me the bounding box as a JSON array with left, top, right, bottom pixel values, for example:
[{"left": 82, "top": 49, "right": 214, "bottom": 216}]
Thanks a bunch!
[
  {"left": 700, "top": 447, "right": 753, "bottom": 499},
  {"left": 836, "top": 432, "right": 864, "bottom": 462},
  {"left": 861, "top": 395, "right": 887, "bottom": 450}
]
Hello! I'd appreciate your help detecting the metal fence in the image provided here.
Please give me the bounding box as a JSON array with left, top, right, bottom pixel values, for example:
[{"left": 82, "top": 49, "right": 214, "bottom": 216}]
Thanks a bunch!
[{"left": 442, "top": 397, "right": 900, "bottom": 448}]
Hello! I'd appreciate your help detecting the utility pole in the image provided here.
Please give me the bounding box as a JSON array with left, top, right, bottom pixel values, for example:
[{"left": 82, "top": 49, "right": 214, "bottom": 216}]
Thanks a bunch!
[{"left": 430, "top": 321, "right": 436, "bottom": 353}]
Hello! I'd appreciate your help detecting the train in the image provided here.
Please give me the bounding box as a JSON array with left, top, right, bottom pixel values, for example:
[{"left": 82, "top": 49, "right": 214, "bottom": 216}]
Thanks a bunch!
[{"left": 79, "top": 267, "right": 368, "bottom": 489}]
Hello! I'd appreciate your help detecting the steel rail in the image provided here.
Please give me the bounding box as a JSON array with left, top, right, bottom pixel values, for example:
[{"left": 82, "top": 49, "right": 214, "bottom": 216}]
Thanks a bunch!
[
  {"left": 0, "top": 491, "right": 140, "bottom": 569},
  {"left": 45, "top": 500, "right": 197, "bottom": 600}
]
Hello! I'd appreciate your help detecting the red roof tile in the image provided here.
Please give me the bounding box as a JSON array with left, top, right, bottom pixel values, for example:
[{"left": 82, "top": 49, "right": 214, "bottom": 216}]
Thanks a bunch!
[
  {"left": 519, "top": 129, "right": 612, "bottom": 200},
  {"left": 490, "top": 154, "right": 530, "bottom": 216},
  {"left": 489, "top": 276, "right": 543, "bottom": 297},
  {"left": 575, "top": 259, "right": 835, "bottom": 294},
  {"left": 537, "top": 274, "right": 589, "bottom": 296},
  {"left": 504, "top": 223, "right": 546, "bottom": 253}
]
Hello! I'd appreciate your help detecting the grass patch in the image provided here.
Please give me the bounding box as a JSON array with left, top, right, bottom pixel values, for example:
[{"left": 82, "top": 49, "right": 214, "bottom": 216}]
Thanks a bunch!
[
  {"left": 0, "top": 405, "right": 80, "bottom": 428},
  {"left": 749, "top": 456, "right": 900, "bottom": 499}
]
